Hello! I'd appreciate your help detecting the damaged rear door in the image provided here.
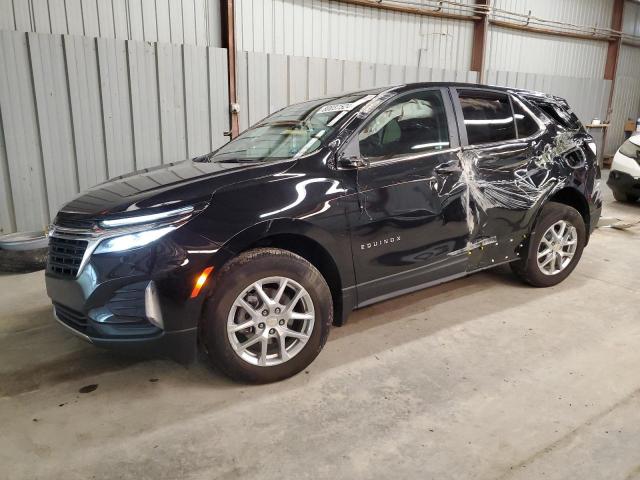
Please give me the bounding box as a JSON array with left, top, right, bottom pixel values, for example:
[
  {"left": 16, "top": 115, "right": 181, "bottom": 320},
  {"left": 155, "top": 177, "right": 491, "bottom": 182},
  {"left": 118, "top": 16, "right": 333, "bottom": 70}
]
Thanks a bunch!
[{"left": 450, "top": 88, "right": 560, "bottom": 269}]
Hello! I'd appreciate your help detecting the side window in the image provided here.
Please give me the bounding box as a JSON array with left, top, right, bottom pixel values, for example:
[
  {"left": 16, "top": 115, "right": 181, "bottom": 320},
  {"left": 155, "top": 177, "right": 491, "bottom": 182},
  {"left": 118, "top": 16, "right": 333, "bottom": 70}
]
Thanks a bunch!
[
  {"left": 358, "top": 90, "right": 450, "bottom": 160},
  {"left": 458, "top": 90, "right": 516, "bottom": 145},
  {"left": 512, "top": 97, "right": 541, "bottom": 138}
]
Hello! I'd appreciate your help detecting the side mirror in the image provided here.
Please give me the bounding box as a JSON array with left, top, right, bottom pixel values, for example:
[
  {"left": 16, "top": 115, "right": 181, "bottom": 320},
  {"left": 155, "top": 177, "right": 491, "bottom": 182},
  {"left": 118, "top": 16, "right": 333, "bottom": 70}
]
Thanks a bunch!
[{"left": 338, "top": 153, "right": 367, "bottom": 169}]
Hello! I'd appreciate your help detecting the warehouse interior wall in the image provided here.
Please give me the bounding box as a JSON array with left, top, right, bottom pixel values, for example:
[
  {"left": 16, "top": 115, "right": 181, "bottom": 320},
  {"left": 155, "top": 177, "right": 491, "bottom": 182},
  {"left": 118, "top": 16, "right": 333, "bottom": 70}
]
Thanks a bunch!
[{"left": 1, "top": 0, "right": 640, "bottom": 234}]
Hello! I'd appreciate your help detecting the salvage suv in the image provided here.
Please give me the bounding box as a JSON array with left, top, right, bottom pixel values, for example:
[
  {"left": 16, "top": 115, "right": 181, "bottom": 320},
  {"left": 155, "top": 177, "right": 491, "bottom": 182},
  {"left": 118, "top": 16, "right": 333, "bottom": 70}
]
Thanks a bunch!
[{"left": 46, "top": 83, "right": 602, "bottom": 382}]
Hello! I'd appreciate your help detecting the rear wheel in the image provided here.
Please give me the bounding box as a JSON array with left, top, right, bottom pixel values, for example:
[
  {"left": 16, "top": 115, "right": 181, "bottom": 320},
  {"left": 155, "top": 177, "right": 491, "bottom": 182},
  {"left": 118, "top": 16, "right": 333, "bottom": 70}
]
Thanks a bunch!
[
  {"left": 201, "top": 248, "right": 332, "bottom": 383},
  {"left": 511, "top": 202, "right": 586, "bottom": 287}
]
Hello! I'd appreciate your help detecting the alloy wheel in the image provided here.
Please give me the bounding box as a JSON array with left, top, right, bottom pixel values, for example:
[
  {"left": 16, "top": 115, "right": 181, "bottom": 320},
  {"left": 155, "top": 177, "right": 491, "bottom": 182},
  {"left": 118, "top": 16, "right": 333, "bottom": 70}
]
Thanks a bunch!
[
  {"left": 536, "top": 220, "right": 578, "bottom": 276},
  {"left": 227, "top": 276, "right": 315, "bottom": 367}
]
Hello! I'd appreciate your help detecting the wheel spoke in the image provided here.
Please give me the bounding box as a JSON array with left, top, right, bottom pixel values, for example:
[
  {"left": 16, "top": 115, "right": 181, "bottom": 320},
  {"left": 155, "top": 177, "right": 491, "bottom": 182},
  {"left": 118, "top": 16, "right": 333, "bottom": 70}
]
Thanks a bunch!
[
  {"left": 557, "top": 221, "right": 566, "bottom": 238},
  {"left": 289, "top": 311, "right": 314, "bottom": 321},
  {"left": 540, "top": 254, "right": 553, "bottom": 268},
  {"left": 284, "top": 289, "right": 304, "bottom": 313},
  {"left": 258, "top": 337, "right": 268, "bottom": 366},
  {"left": 237, "top": 334, "right": 262, "bottom": 352},
  {"left": 229, "top": 320, "right": 255, "bottom": 333},
  {"left": 537, "top": 248, "right": 552, "bottom": 259},
  {"left": 282, "top": 328, "right": 309, "bottom": 341},
  {"left": 273, "top": 278, "right": 288, "bottom": 305},
  {"left": 253, "top": 281, "right": 273, "bottom": 306},
  {"left": 237, "top": 298, "right": 259, "bottom": 318},
  {"left": 277, "top": 334, "right": 289, "bottom": 362}
]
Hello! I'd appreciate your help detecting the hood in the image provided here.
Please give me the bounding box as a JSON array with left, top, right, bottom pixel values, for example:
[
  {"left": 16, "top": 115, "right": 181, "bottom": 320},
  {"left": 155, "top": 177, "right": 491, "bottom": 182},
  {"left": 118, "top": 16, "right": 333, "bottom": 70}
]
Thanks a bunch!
[{"left": 58, "top": 158, "right": 296, "bottom": 218}]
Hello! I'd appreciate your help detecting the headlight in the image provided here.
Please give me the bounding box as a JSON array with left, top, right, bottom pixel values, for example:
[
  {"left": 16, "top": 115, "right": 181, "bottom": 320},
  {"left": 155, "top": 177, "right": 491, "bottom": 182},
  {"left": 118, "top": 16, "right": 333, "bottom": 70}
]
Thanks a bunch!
[
  {"left": 99, "top": 205, "right": 194, "bottom": 228},
  {"left": 94, "top": 226, "right": 176, "bottom": 254}
]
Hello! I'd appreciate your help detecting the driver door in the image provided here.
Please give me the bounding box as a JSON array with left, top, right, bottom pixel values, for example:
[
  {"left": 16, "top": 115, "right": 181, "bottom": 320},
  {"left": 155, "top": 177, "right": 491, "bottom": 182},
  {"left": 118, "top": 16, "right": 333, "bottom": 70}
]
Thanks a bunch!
[{"left": 345, "top": 88, "right": 471, "bottom": 305}]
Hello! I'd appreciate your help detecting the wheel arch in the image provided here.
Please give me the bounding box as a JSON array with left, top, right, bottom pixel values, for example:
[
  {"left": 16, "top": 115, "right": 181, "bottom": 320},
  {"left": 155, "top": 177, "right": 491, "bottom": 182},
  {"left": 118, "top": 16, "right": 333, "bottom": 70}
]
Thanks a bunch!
[
  {"left": 548, "top": 186, "right": 591, "bottom": 240},
  {"left": 211, "top": 219, "right": 355, "bottom": 326}
]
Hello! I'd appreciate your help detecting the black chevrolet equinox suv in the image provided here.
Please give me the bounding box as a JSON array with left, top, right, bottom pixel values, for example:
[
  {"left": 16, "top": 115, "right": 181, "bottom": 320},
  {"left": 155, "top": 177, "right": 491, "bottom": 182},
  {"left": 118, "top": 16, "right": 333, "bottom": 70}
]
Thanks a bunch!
[{"left": 46, "top": 83, "right": 602, "bottom": 382}]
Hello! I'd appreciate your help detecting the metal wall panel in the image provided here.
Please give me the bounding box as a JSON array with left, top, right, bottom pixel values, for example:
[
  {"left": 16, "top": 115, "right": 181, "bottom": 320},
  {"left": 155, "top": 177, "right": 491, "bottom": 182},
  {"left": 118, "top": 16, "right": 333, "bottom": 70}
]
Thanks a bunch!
[
  {"left": 0, "top": 31, "right": 230, "bottom": 233},
  {"left": 617, "top": 43, "right": 640, "bottom": 79},
  {"left": 492, "top": 0, "right": 613, "bottom": 30},
  {"left": 184, "top": 44, "right": 210, "bottom": 158},
  {"left": 236, "top": 50, "right": 479, "bottom": 132},
  {"left": 64, "top": 35, "right": 108, "bottom": 190},
  {"left": 235, "top": 0, "right": 476, "bottom": 70},
  {"left": 129, "top": 40, "right": 163, "bottom": 170},
  {"left": 623, "top": 1, "right": 640, "bottom": 36},
  {"left": 607, "top": 76, "right": 640, "bottom": 155},
  {"left": 29, "top": 33, "right": 80, "bottom": 214},
  {"left": 209, "top": 47, "right": 231, "bottom": 149},
  {"left": 606, "top": 45, "right": 640, "bottom": 155},
  {"left": 485, "top": 70, "right": 611, "bottom": 126},
  {"left": 486, "top": 25, "right": 608, "bottom": 78},
  {"left": 0, "top": 31, "right": 50, "bottom": 231},
  {"left": 0, "top": 0, "right": 223, "bottom": 47},
  {"left": 0, "top": 99, "right": 16, "bottom": 233},
  {"left": 158, "top": 43, "right": 188, "bottom": 164},
  {"left": 98, "top": 37, "right": 136, "bottom": 178}
]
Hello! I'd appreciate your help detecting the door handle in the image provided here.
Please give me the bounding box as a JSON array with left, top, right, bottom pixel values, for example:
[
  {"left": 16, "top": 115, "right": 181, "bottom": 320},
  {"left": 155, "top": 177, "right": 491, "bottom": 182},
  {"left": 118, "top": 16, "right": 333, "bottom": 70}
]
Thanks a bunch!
[{"left": 435, "top": 164, "right": 462, "bottom": 174}]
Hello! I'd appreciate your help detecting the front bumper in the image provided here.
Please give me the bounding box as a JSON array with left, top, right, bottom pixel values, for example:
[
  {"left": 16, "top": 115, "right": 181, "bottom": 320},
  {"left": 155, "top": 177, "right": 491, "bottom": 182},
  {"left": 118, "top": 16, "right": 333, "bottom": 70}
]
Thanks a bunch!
[
  {"left": 53, "top": 304, "right": 198, "bottom": 363},
  {"left": 607, "top": 170, "right": 640, "bottom": 197},
  {"left": 45, "top": 226, "right": 233, "bottom": 363}
]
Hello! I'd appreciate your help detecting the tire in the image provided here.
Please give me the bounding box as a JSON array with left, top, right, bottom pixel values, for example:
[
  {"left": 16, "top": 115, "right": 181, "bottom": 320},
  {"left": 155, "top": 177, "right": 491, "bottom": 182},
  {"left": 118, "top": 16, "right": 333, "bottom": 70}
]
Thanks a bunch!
[
  {"left": 201, "top": 248, "right": 333, "bottom": 383},
  {"left": 612, "top": 190, "right": 639, "bottom": 203},
  {"left": 0, "top": 248, "right": 48, "bottom": 273},
  {"left": 510, "top": 202, "right": 586, "bottom": 288}
]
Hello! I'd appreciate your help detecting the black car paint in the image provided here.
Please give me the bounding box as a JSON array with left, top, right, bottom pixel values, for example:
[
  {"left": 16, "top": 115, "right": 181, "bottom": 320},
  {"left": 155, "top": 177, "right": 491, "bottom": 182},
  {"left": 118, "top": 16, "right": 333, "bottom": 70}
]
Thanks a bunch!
[{"left": 46, "top": 82, "right": 602, "bottom": 363}]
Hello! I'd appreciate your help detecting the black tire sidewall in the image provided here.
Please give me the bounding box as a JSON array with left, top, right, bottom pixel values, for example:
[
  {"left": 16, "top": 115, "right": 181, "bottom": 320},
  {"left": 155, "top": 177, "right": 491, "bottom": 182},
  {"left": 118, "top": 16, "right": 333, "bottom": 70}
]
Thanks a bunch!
[
  {"left": 521, "top": 202, "right": 586, "bottom": 287},
  {"left": 202, "top": 249, "right": 332, "bottom": 383}
]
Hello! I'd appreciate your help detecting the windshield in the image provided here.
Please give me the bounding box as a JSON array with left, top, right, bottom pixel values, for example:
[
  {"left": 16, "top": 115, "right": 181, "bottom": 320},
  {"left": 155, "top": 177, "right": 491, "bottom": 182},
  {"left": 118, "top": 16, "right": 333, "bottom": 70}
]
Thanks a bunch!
[{"left": 210, "top": 93, "right": 376, "bottom": 162}]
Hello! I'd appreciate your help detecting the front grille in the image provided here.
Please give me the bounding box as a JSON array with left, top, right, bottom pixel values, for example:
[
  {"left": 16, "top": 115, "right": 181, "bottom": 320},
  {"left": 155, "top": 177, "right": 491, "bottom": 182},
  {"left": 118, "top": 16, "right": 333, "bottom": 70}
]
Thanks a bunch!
[
  {"left": 47, "top": 236, "right": 88, "bottom": 278},
  {"left": 54, "top": 212, "right": 96, "bottom": 230},
  {"left": 54, "top": 303, "right": 88, "bottom": 332}
]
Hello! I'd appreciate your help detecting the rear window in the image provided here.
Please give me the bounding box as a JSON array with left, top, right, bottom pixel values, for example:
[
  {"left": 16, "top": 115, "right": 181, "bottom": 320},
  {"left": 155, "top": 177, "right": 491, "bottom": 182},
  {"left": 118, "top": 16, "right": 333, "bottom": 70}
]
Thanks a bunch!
[
  {"left": 534, "top": 101, "right": 583, "bottom": 131},
  {"left": 458, "top": 90, "right": 516, "bottom": 145}
]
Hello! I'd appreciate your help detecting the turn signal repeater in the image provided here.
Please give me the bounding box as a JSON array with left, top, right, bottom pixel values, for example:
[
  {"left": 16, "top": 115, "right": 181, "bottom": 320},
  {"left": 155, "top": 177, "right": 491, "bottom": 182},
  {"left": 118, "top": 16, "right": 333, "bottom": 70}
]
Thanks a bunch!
[{"left": 190, "top": 266, "right": 214, "bottom": 298}]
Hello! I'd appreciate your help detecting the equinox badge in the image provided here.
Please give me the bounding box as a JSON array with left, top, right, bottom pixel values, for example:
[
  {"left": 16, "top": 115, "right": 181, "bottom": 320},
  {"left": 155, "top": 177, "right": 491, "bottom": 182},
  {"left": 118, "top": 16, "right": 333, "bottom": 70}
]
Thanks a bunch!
[{"left": 361, "top": 235, "right": 401, "bottom": 250}]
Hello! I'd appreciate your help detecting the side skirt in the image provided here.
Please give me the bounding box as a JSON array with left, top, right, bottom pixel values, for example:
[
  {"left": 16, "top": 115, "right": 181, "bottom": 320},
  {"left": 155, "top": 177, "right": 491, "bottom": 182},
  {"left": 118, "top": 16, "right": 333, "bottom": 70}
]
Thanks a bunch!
[{"left": 354, "top": 259, "right": 515, "bottom": 309}]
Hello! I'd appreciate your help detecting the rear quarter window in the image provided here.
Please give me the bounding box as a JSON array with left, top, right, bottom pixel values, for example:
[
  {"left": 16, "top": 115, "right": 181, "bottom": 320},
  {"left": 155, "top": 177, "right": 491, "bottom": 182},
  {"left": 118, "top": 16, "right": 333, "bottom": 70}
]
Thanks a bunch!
[{"left": 534, "top": 101, "right": 583, "bottom": 131}]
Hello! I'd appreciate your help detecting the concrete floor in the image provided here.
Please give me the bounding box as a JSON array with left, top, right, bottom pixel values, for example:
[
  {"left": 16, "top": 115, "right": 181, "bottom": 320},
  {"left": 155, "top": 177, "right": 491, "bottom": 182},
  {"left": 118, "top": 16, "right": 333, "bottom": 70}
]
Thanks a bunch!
[{"left": 1, "top": 173, "right": 639, "bottom": 480}]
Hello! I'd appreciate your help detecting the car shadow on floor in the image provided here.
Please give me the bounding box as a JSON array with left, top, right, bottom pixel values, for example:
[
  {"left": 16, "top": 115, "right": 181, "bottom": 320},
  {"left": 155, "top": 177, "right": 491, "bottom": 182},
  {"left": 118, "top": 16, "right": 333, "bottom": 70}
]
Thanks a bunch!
[{"left": 0, "top": 262, "right": 594, "bottom": 398}]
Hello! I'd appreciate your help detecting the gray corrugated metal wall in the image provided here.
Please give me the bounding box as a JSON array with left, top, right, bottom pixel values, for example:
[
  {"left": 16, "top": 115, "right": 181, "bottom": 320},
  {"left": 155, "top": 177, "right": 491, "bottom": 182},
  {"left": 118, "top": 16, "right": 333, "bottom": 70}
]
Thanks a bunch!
[
  {"left": 234, "top": 0, "right": 476, "bottom": 70},
  {"left": 0, "top": 0, "right": 222, "bottom": 47},
  {"left": 485, "top": 70, "right": 611, "bottom": 125},
  {"left": 0, "top": 30, "right": 229, "bottom": 234},
  {"left": 235, "top": 50, "right": 480, "bottom": 132},
  {"left": 607, "top": 1, "right": 640, "bottom": 155}
]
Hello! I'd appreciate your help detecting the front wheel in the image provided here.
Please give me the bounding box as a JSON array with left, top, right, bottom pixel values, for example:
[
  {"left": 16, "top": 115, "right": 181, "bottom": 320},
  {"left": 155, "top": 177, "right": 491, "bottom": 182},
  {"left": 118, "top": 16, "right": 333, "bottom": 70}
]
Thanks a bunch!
[
  {"left": 511, "top": 202, "right": 586, "bottom": 287},
  {"left": 201, "top": 248, "right": 333, "bottom": 383}
]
